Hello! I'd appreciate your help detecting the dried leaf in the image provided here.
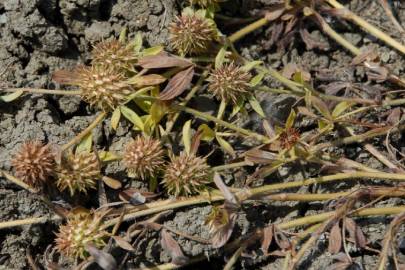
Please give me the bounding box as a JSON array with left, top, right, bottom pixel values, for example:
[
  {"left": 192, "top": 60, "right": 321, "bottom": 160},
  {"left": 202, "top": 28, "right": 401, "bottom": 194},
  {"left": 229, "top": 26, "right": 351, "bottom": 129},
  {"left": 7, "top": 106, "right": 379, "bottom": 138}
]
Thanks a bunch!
[
  {"left": 311, "top": 96, "right": 332, "bottom": 120},
  {"left": 0, "top": 90, "right": 23, "bottom": 102},
  {"left": 112, "top": 236, "right": 135, "bottom": 251},
  {"left": 244, "top": 149, "right": 276, "bottom": 164},
  {"left": 127, "top": 74, "right": 166, "bottom": 86},
  {"left": 119, "top": 188, "right": 158, "bottom": 204},
  {"left": 102, "top": 176, "right": 122, "bottom": 189},
  {"left": 345, "top": 218, "right": 367, "bottom": 248},
  {"left": 182, "top": 120, "right": 192, "bottom": 155},
  {"left": 211, "top": 212, "right": 237, "bottom": 248},
  {"left": 261, "top": 225, "right": 274, "bottom": 255},
  {"left": 161, "top": 230, "right": 189, "bottom": 265},
  {"left": 328, "top": 223, "right": 342, "bottom": 254},
  {"left": 85, "top": 243, "right": 117, "bottom": 270},
  {"left": 138, "top": 52, "right": 192, "bottom": 69},
  {"left": 274, "top": 229, "right": 291, "bottom": 250},
  {"left": 213, "top": 173, "right": 238, "bottom": 205},
  {"left": 299, "top": 27, "right": 329, "bottom": 50},
  {"left": 159, "top": 66, "right": 194, "bottom": 100},
  {"left": 265, "top": 5, "right": 285, "bottom": 21}
]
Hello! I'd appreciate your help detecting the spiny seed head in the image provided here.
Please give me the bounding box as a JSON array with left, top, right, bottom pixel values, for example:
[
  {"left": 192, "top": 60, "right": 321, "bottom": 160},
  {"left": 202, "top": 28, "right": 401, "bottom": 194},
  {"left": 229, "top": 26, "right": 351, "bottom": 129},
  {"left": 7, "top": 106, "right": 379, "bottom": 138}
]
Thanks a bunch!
[
  {"left": 162, "top": 151, "right": 211, "bottom": 197},
  {"left": 75, "top": 65, "right": 133, "bottom": 111},
  {"left": 11, "top": 141, "right": 55, "bottom": 188},
  {"left": 56, "top": 151, "right": 101, "bottom": 195},
  {"left": 205, "top": 206, "right": 229, "bottom": 234},
  {"left": 207, "top": 62, "right": 252, "bottom": 105},
  {"left": 169, "top": 9, "right": 216, "bottom": 56},
  {"left": 55, "top": 211, "right": 109, "bottom": 259},
  {"left": 123, "top": 136, "right": 165, "bottom": 180},
  {"left": 91, "top": 39, "right": 137, "bottom": 71},
  {"left": 279, "top": 127, "right": 300, "bottom": 150}
]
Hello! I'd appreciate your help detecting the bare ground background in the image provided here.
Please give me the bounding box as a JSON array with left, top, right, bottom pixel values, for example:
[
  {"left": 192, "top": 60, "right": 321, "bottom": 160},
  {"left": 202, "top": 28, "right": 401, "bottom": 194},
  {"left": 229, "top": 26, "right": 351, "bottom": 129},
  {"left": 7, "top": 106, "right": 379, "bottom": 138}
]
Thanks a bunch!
[{"left": 0, "top": 0, "right": 404, "bottom": 269}]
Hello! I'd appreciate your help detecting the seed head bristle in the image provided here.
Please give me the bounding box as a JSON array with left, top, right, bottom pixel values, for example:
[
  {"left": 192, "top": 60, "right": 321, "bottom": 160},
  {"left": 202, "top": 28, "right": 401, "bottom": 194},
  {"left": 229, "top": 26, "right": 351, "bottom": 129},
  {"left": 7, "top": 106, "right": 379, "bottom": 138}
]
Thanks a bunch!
[
  {"left": 91, "top": 39, "right": 137, "bottom": 71},
  {"left": 11, "top": 141, "right": 55, "bottom": 188},
  {"left": 169, "top": 11, "right": 216, "bottom": 56},
  {"left": 123, "top": 136, "right": 165, "bottom": 180},
  {"left": 207, "top": 62, "right": 252, "bottom": 105},
  {"left": 162, "top": 151, "right": 211, "bottom": 197},
  {"left": 73, "top": 65, "right": 133, "bottom": 111},
  {"left": 56, "top": 151, "right": 101, "bottom": 195},
  {"left": 55, "top": 211, "right": 109, "bottom": 259},
  {"left": 205, "top": 205, "right": 229, "bottom": 234}
]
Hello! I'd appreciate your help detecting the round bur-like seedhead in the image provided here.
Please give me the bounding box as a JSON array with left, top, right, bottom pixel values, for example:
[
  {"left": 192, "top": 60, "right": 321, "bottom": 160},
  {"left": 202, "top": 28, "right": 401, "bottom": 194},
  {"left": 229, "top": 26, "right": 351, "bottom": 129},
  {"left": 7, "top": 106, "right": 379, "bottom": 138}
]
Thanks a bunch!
[
  {"left": 55, "top": 211, "right": 109, "bottom": 259},
  {"left": 12, "top": 141, "right": 55, "bottom": 188},
  {"left": 162, "top": 152, "right": 211, "bottom": 197},
  {"left": 207, "top": 62, "right": 252, "bottom": 105},
  {"left": 76, "top": 65, "right": 133, "bottom": 111},
  {"left": 56, "top": 151, "right": 101, "bottom": 195},
  {"left": 123, "top": 136, "right": 165, "bottom": 180},
  {"left": 91, "top": 39, "right": 137, "bottom": 71},
  {"left": 169, "top": 11, "right": 216, "bottom": 56}
]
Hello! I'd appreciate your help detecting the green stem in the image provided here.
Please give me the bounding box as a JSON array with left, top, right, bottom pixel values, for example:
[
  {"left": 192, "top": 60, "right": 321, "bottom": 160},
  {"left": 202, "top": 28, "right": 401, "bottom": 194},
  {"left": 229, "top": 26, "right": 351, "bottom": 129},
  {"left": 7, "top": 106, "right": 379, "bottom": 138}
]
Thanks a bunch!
[
  {"left": 212, "top": 161, "right": 252, "bottom": 171},
  {"left": 0, "top": 170, "right": 38, "bottom": 193},
  {"left": 61, "top": 111, "right": 107, "bottom": 151},
  {"left": 3, "top": 88, "right": 82, "bottom": 96},
  {"left": 326, "top": 0, "right": 405, "bottom": 54},
  {"left": 228, "top": 17, "right": 269, "bottom": 43}
]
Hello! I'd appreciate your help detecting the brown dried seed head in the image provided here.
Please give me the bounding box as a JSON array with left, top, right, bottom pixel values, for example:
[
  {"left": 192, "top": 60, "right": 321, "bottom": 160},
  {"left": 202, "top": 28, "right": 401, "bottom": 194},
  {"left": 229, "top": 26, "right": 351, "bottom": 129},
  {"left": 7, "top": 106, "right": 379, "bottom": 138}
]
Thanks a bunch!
[
  {"left": 169, "top": 11, "right": 216, "bottom": 56},
  {"left": 123, "top": 136, "right": 165, "bottom": 180},
  {"left": 207, "top": 62, "right": 252, "bottom": 105},
  {"left": 162, "top": 151, "right": 211, "bottom": 197},
  {"left": 56, "top": 151, "right": 101, "bottom": 195},
  {"left": 279, "top": 127, "right": 300, "bottom": 150},
  {"left": 12, "top": 141, "right": 55, "bottom": 188},
  {"left": 75, "top": 65, "right": 133, "bottom": 111},
  {"left": 91, "top": 39, "right": 137, "bottom": 71},
  {"left": 55, "top": 211, "right": 109, "bottom": 259}
]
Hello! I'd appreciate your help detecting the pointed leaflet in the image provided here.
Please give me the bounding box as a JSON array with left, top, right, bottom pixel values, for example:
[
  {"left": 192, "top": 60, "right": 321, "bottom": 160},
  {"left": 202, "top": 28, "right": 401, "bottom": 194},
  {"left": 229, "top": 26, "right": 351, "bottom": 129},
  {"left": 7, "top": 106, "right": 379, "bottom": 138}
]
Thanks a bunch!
[
  {"left": 85, "top": 243, "right": 117, "bottom": 270},
  {"left": 248, "top": 95, "right": 266, "bottom": 118},
  {"left": 127, "top": 74, "right": 166, "bottom": 86},
  {"left": 182, "top": 120, "right": 192, "bottom": 155},
  {"left": 112, "top": 236, "right": 135, "bottom": 252},
  {"left": 120, "top": 106, "right": 144, "bottom": 131},
  {"left": 159, "top": 66, "right": 194, "bottom": 100},
  {"left": 328, "top": 223, "right": 342, "bottom": 254},
  {"left": 160, "top": 230, "right": 189, "bottom": 265},
  {"left": 75, "top": 132, "right": 93, "bottom": 153},
  {"left": 261, "top": 225, "right": 274, "bottom": 255},
  {"left": 213, "top": 173, "right": 238, "bottom": 205},
  {"left": 0, "top": 90, "right": 23, "bottom": 102},
  {"left": 216, "top": 135, "right": 236, "bottom": 158},
  {"left": 215, "top": 46, "right": 227, "bottom": 69},
  {"left": 138, "top": 51, "right": 192, "bottom": 69}
]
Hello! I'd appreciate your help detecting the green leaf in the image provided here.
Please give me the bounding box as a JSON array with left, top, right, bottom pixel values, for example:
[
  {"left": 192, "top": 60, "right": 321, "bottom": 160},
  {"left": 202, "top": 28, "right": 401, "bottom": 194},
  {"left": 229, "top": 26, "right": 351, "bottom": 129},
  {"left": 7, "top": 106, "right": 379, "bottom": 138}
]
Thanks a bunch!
[
  {"left": 285, "top": 110, "right": 296, "bottom": 129},
  {"left": 215, "top": 46, "right": 227, "bottom": 69},
  {"left": 318, "top": 119, "right": 331, "bottom": 131},
  {"left": 120, "top": 106, "right": 144, "bottom": 131},
  {"left": 99, "top": 151, "right": 120, "bottom": 162},
  {"left": 230, "top": 98, "right": 244, "bottom": 118},
  {"left": 182, "top": 120, "right": 192, "bottom": 155},
  {"left": 142, "top": 45, "right": 163, "bottom": 56},
  {"left": 311, "top": 96, "right": 331, "bottom": 120},
  {"left": 76, "top": 132, "right": 92, "bottom": 153},
  {"left": 217, "top": 99, "right": 227, "bottom": 119},
  {"left": 119, "top": 27, "right": 127, "bottom": 43},
  {"left": 149, "top": 176, "right": 158, "bottom": 192},
  {"left": 198, "top": 124, "right": 215, "bottom": 142},
  {"left": 216, "top": 135, "right": 235, "bottom": 157},
  {"left": 134, "top": 99, "right": 152, "bottom": 113},
  {"left": 133, "top": 32, "right": 143, "bottom": 53},
  {"left": 0, "top": 90, "right": 23, "bottom": 102},
  {"left": 332, "top": 101, "right": 353, "bottom": 118},
  {"left": 150, "top": 100, "right": 168, "bottom": 125},
  {"left": 241, "top": 60, "right": 263, "bottom": 72},
  {"left": 248, "top": 95, "right": 265, "bottom": 118},
  {"left": 249, "top": 72, "right": 265, "bottom": 87},
  {"left": 111, "top": 107, "right": 121, "bottom": 131}
]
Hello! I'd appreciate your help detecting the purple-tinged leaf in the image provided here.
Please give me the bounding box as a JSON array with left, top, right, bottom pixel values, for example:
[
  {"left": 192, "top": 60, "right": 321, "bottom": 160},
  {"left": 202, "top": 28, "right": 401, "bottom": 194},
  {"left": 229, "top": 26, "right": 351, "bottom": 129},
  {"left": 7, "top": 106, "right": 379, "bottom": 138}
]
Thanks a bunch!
[{"left": 159, "top": 66, "right": 194, "bottom": 100}]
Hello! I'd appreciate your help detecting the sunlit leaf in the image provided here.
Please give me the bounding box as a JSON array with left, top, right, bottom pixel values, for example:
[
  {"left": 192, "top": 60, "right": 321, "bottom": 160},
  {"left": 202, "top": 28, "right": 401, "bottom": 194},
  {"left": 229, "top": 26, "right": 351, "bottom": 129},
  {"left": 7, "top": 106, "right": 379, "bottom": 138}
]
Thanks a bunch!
[
  {"left": 99, "top": 151, "right": 120, "bottom": 162},
  {"left": 120, "top": 106, "right": 144, "bottom": 131},
  {"left": 75, "top": 132, "right": 92, "bottom": 153},
  {"left": 111, "top": 107, "right": 121, "bottom": 131},
  {"left": 150, "top": 100, "right": 169, "bottom": 125},
  {"left": 0, "top": 90, "right": 23, "bottom": 102},
  {"left": 241, "top": 60, "right": 263, "bottom": 72},
  {"left": 102, "top": 176, "right": 122, "bottom": 189},
  {"left": 285, "top": 109, "right": 296, "bottom": 129},
  {"left": 332, "top": 101, "right": 353, "bottom": 118},
  {"left": 198, "top": 124, "right": 215, "bottom": 142},
  {"left": 215, "top": 46, "right": 227, "bottom": 69},
  {"left": 216, "top": 135, "right": 235, "bottom": 157},
  {"left": 132, "top": 32, "right": 143, "bottom": 53},
  {"left": 118, "top": 27, "right": 127, "bottom": 43},
  {"left": 141, "top": 45, "right": 164, "bottom": 56},
  {"left": 134, "top": 99, "right": 152, "bottom": 113},
  {"left": 248, "top": 95, "right": 265, "bottom": 118},
  {"left": 250, "top": 72, "right": 265, "bottom": 87},
  {"left": 161, "top": 230, "right": 189, "bottom": 265},
  {"left": 127, "top": 74, "right": 166, "bottom": 86},
  {"left": 138, "top": 52, "right": 192, "bottom": 69},
  {"left": 182, "top": 120, "right": 192, "bottom": 155}
]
